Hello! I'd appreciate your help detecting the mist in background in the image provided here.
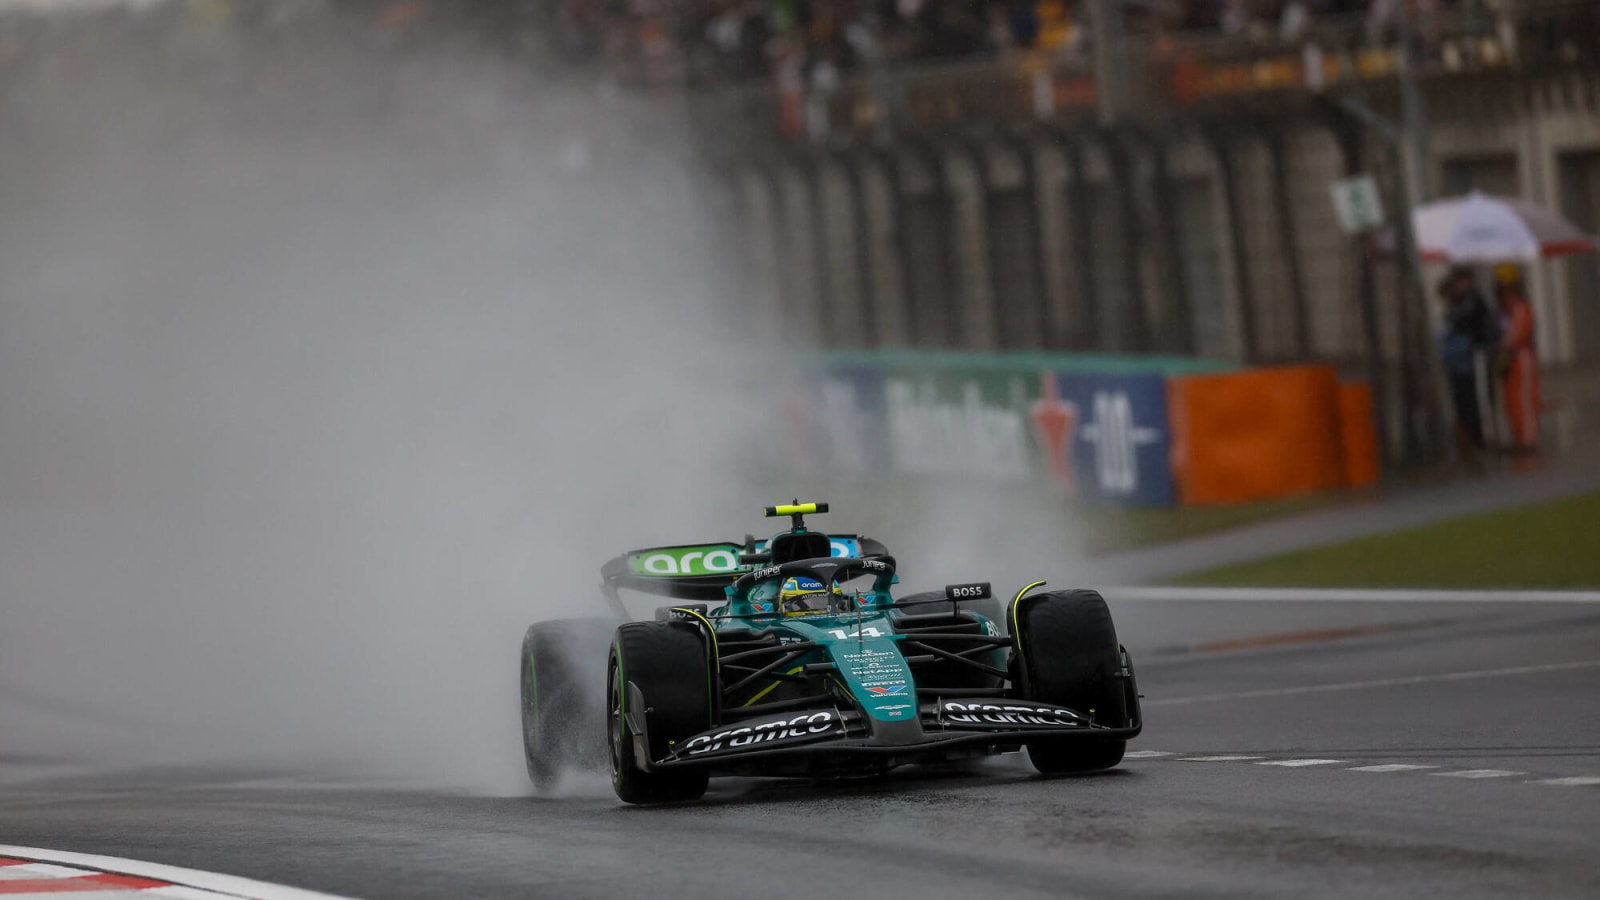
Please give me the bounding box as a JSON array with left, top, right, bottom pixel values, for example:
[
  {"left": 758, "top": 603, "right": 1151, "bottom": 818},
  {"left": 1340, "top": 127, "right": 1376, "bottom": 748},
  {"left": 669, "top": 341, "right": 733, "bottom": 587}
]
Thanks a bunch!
[
  {"left": 0, "top": 32, "right": 789, "bottom": 791},
  {"left": 0, "top": 7, "right": 1107, "bottom": 795}
]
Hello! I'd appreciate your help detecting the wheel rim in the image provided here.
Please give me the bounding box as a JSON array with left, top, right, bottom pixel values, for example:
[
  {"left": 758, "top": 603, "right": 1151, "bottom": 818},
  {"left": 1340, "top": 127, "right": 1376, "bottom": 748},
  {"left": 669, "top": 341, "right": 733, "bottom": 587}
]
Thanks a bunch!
[
  {"left": 523, "top": 656, "right": 539, "bottom": 752},
  {"left": 607, "top": 651, "right": 623, "bottom": 779}
]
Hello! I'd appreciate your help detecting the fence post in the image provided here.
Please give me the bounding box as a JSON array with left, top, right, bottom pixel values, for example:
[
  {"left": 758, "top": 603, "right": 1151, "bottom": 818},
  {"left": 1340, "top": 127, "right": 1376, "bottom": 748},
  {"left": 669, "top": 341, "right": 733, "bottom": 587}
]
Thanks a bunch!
[
  {"left": 841, "top": 143, "right": 879, "bottom": 347},
  {"left": 902, "top": 137, "right": 961, "bottom": 348},
  {"left": 1318, "top": 98, "right": 1392, "bottom": 467},
  {"left": 1044, "top": 126, "right": 1100, "bottom": 350},
  {"left": 1204, "top": 124, "right": 1261, "bottom": 364},
  {"left": 1105, "top": 127, "right": 1151, "bottom": 352},
  {"left": 1134, "top": 124, "right": 1195, "bottom": 354},
  {"left": 1266, "top": 126, "right": 1314, "bottom": 360},
  {"left": 872, "top": 144, "right": 917, "bottom": 348},
  {"left": 1009, "top": 127, "right": 1053, "bottom": 349},
  {"left": 755, "top": 161, "right": 799, "bottom": 334},
  {"left": 800, "top": 150, "right": 838, "bottom": 345}
]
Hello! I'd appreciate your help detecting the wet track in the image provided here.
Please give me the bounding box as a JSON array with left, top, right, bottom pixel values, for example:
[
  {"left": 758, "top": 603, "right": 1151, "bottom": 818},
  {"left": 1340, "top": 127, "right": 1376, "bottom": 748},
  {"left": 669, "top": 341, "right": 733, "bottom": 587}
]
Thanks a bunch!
[
  {"left": 4, "top": 596, "right": 1598, "bottom": 899},
  {"left": 5, "top": 22, "right": 1599, "bottom": 897}
]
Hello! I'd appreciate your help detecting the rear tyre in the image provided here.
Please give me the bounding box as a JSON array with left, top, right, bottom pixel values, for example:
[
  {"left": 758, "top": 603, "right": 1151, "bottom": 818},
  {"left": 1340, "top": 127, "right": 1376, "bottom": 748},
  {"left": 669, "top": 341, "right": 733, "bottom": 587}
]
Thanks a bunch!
[
  {"left": 521, "top": 618, "right": 616, "bottom": 792},
  {"left": 608, "top": 621, "right": 712, "bottom": 804},
  {"left": 1011, "top": 589, "right": 1129, "bottom": 775}
]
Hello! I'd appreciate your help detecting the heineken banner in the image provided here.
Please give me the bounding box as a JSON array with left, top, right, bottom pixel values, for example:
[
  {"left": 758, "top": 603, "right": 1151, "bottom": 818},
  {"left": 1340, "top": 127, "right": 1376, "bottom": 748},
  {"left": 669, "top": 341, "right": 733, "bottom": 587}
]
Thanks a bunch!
[
  {"left": 1045, "top": 372, "right": 1177, "bottom": 508},
  {"left": 881, "top": 370, "right": 1042, "bottom": 482},
  {"left": 797, "top": 351, "right": 1261, "bottom": 508},
  {"left": 808, "top": 366, "right": 1046, "bottom": 485}
]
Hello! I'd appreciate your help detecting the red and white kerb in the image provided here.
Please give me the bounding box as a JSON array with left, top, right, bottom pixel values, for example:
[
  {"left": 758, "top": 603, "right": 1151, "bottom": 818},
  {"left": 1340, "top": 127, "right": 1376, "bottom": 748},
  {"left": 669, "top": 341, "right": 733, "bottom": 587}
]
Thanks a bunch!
[{"left": 0, "top": 856, "right": 253, "bottom": 898}]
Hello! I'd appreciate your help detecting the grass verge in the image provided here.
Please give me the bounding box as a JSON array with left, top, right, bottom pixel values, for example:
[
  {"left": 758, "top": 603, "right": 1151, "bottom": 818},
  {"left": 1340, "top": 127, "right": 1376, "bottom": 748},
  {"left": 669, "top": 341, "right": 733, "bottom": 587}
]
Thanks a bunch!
[{"left": 1175, "top": 491, "right": 1600, "bottom": 588}]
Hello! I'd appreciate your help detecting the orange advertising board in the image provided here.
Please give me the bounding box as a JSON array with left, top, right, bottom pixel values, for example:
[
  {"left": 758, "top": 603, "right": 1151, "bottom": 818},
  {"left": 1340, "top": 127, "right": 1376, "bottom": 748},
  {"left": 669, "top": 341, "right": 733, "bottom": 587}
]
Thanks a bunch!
[
  {"left": 1339, "top": 382, "right": 1381, "bottom": 490},
  {"left": 1170, "top": 365, "right": 1363, "bottom": 506}
]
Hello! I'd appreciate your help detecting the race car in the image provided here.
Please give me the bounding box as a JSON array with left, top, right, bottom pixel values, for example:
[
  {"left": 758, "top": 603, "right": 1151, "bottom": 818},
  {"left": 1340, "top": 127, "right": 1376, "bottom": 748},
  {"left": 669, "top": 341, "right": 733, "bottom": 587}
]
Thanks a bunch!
[{"left": 519, "top": 502, "right": 1142, "bottom": 804}]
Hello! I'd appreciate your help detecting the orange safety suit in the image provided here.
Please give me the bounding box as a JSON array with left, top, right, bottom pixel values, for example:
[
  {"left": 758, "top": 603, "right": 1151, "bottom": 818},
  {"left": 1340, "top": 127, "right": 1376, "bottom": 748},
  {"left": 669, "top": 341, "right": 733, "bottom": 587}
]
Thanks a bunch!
[{"left": 1498, "top": 290, "right": 1540, "bottom": 450}]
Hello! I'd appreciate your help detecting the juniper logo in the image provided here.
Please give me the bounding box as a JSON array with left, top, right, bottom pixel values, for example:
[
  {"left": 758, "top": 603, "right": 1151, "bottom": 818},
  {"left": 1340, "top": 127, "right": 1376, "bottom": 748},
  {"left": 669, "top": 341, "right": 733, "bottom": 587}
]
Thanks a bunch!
[{"left": 629, "top": 545, "right": 742, "bottom": 576}]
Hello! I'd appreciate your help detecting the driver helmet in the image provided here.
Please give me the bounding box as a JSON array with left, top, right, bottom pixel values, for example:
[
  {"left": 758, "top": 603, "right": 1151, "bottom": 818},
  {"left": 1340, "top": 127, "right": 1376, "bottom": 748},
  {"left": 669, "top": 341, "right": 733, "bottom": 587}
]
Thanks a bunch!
[
  {"left": 778, "top": 576, "right": 839, "bottom": 616},
  {"left": 1494, "top": 263, "right": 1523, "bottom": 288}
]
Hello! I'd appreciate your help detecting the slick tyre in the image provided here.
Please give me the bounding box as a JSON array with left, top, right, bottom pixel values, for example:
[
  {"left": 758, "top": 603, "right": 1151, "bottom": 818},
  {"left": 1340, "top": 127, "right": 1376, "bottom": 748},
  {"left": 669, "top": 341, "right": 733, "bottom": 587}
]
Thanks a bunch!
[
  {"left": 608, "top": 621, "right": 712, "bottom": 804},
  {"left": 521, "top": 618, "right": 616, "bottom": 792},
  {"left": 1011, "top": 589, "right": 1128, "bottom": 775}
]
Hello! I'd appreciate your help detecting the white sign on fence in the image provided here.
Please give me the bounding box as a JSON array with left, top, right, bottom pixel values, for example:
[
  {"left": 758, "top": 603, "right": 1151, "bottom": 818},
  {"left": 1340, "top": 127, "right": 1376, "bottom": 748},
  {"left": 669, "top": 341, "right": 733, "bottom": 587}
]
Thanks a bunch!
[{"left": 1330, "top": 174, "right": 1385, "bottom": 234}]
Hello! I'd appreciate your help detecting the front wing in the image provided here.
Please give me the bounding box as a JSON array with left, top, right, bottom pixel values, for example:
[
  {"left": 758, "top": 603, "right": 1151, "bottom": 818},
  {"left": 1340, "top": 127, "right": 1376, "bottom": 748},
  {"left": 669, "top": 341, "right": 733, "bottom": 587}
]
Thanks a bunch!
[{"left": 623, "top": 692, "right": 1142, "bottom": 775}]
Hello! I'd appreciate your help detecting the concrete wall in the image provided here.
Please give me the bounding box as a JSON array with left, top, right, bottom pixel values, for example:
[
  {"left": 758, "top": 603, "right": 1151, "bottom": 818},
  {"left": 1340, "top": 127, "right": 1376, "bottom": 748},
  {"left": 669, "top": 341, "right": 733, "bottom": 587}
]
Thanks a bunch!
[{"left": 732, "top": 71, "right": 1600, "bottom": 371}]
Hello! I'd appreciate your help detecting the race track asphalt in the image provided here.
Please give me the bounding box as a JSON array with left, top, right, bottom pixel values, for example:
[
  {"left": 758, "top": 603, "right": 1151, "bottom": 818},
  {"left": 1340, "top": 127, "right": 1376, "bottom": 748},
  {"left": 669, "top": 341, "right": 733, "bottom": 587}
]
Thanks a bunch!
[{"left": 3, "top": 595, "right": 1597, "bottom": 899}]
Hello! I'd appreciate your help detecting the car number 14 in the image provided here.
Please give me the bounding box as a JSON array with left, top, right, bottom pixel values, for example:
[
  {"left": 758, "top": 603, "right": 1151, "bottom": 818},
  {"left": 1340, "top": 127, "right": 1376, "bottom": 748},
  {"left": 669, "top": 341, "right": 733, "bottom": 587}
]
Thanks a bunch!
[{"left": 828, "top": 625, "right": 886, "bottom": 640}]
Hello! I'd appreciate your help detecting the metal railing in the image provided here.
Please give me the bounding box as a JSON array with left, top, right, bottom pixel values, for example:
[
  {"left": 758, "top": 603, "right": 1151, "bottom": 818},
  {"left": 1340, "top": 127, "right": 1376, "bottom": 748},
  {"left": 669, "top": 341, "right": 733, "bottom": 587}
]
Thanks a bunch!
[{"left": 693, "top": 0, "right": 1600, "bottom": 145}]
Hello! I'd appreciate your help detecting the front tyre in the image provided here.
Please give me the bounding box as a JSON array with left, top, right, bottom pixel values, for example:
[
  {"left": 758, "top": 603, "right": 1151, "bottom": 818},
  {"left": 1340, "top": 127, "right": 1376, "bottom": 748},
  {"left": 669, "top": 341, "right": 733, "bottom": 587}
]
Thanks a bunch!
[
  {"left": 608, "top": 621, "right": 712, "bottom": 804},
  {"left": 521, "top": 618, "right": 615, "bottom": 792},
  {"left": 1011, "top": 588, "right": 1130, "bottom": 775}
]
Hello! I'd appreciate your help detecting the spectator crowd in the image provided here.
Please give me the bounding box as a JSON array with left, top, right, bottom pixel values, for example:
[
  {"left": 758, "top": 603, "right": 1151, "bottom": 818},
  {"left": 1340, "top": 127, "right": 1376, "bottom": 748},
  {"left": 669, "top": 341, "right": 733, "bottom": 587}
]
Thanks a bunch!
[
  {"left": 0, "top": 0, "right": 1537, "bottom": 97},
  {"left": 547, "top": 0, "right": 1505, "bottom": 90}
]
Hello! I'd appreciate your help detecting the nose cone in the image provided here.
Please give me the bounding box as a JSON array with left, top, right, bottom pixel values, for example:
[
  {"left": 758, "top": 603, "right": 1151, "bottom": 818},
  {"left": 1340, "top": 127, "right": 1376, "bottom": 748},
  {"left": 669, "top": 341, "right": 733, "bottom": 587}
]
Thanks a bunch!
[{"left": 825, "top": 635, "right": 924, "bottom": 744}]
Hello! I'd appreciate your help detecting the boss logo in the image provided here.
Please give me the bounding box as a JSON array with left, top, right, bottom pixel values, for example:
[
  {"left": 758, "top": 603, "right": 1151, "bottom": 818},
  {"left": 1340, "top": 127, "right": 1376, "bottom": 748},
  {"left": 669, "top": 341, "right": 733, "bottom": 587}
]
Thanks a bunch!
[{"left": 945, "top": 582, "right": 991, "bottom": 600}]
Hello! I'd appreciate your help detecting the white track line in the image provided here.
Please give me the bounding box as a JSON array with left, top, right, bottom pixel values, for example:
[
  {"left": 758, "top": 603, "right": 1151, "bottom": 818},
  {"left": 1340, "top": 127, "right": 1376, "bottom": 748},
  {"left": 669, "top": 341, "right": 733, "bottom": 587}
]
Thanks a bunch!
[
  {"left": 1145, "top": 660, "right": 1600, "bottom": 707},
  {"left": 0, "top": 846, "right": 352, "bottom": 900},
  {"left": 1346, "top": 764, "right": 1438, "bottom": 773},
  {"left": 5, "top": 863, "right": 96, "bottom": 877},
  {"left": 1123, "top": 755, "right": 1599, "bottom": 785},
  {"left": 1105, "top": 587, "right": 1600, "bottom": 604},
  {"left": 1128, "top": 755, "right": 1599, "bottom": 785}
]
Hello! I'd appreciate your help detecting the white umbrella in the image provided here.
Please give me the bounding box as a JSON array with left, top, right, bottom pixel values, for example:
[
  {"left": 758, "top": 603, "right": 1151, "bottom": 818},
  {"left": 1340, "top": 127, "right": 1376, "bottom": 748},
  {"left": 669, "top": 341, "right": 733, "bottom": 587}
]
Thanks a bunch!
[{"left": 1412, "top": 190, "right": 1595, "bottom": 263}]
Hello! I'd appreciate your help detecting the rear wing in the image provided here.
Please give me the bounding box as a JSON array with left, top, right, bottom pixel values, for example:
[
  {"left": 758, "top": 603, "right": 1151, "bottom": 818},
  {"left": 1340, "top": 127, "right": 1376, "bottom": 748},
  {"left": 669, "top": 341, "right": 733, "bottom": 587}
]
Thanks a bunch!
[{"left": 600, "top": 535, "right": 890, "bottom": 606}]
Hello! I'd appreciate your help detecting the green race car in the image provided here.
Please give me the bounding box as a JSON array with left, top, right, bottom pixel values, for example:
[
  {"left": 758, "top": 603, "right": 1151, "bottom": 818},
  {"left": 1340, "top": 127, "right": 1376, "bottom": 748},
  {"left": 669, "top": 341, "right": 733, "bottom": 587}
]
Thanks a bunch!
[{"left": 520, "top": 502, "right": 1143, "bottom": 804}]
